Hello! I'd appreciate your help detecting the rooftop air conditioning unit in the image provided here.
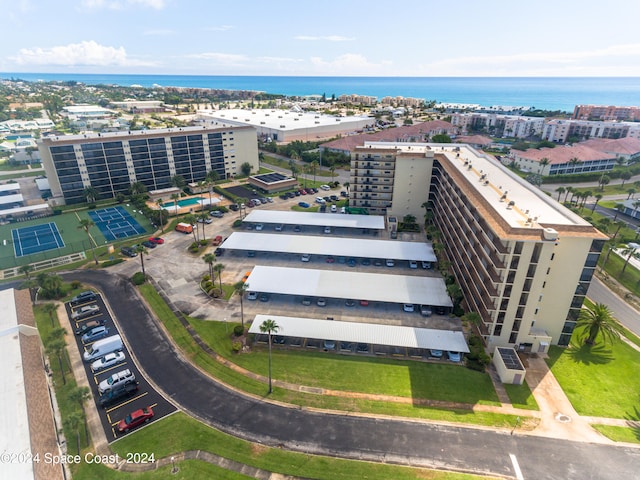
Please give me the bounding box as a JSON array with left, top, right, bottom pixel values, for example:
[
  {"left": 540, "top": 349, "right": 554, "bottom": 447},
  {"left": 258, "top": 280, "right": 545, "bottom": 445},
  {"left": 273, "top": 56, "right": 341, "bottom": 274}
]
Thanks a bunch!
[
  {"left": 507, "top": 200, "right": 515, "bottom": 209},
  {"left": 543, "top": 227, "right": 558, "bottom": 241}
]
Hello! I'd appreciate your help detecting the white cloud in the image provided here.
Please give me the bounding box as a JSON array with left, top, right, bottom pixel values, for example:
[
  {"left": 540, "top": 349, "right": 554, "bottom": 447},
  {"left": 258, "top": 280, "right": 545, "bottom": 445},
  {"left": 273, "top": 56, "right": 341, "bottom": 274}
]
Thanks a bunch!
[
  {"left": 309, "top": 54, "right": 391, "bottom": 74},
  {"left": 10, "top": 40, "right": 154, "bottom": 67},
  {"left": 424, "top": 43, "right": 640, "bottom": 76},
  {"left": 81, "top": 0, "right": 165, "bottom": 9},
  {"left": 295, "top": 35, "right": 354, "bottom": 42},
  {"left": 187, "top": 52, "right": 249, "bottom": 66}
]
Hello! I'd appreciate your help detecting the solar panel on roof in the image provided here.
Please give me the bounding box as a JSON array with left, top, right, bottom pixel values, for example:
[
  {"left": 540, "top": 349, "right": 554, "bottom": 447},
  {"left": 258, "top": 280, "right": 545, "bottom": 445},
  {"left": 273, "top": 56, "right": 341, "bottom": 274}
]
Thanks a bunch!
[{"left": 497, "top": 348, "right": 524, "bottom": 371}]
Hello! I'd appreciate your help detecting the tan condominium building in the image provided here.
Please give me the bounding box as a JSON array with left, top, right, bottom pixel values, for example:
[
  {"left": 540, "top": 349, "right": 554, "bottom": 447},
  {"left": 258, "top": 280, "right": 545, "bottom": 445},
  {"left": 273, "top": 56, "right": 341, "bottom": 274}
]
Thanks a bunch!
[
  {"left": 350, "top": 142, "right": 607, "bottom": 350},
  {"left": 39, "top": 126, "right": 259, "bottom": 205}
]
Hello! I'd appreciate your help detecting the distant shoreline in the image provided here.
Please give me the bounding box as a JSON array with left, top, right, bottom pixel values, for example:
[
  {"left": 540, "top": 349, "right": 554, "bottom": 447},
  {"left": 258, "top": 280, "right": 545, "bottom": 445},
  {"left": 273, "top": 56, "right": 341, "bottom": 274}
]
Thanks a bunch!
[{"left": 2, "top": 73, "right": 639, "bottom": 111}]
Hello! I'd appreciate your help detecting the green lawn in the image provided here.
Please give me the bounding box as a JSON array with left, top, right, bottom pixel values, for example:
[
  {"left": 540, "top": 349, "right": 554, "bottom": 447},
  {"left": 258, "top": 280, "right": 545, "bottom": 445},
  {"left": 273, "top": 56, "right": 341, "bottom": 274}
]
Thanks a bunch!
[
  {"left": 546, "top": 329, "right": 640, "bottom": 418},
  {"left": 188, "top": 318, "right": 501, "bottom": 407},
  {"left": 102, "top": 412, "right": 493, "bottom": 480},
  {"left": 592, "top": 424, "right": 640, "bottom": 444},
  {"left": 502, "top": 383, "right": 539, "bottom": 410}
]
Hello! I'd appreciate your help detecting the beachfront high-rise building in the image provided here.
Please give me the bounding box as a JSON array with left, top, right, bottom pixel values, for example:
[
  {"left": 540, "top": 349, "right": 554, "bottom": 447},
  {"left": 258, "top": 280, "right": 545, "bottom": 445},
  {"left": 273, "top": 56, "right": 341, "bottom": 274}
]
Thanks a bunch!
[
  {"left": 38, "top": 126, "right": 259, "bottom": 205},
  {"left": 350, "top": 142, "right": 607, "bottom": 349}
]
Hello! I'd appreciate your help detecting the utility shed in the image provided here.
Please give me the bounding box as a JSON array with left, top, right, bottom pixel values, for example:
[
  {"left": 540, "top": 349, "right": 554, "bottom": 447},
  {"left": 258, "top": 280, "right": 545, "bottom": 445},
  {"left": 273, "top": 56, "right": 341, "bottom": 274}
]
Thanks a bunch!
[{"left": 493, "top": 347, "right": 526, "bottom": 385}]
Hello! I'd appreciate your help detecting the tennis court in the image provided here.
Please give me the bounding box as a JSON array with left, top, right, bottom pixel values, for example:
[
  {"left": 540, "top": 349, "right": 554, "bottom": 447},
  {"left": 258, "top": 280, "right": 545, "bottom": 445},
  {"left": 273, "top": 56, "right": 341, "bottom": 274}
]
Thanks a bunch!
[
  {"left": 12, "top": 223, "right": 65, "bottom": 257},
  {"left": 88, "top": 206, "right": 146, "bottom": 241}
]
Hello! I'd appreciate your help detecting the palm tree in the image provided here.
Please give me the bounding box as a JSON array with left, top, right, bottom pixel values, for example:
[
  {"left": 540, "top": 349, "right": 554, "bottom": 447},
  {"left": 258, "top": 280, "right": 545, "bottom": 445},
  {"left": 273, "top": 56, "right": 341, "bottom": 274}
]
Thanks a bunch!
[
  {"left": 576, "top": 303, "right": 620, "bottom": 345},
  {"left": 610, "top": 221, "right": 625, "bottom": 242},
  {"left": 197, "top": 212, "right": 209, "bottom": 242},
  {"left": 620, "top": 244, "right": 640, "bottom": 276},
  {"left": 83, "top": 186, "right": 99, "bottom": 204},
  {"left": 612, "top": 203, "right": 625, "bottom": 221},
  {"left": 156, "top": 198, "right": 165, "bottom": 233},
  {"left": 568, "top": 157, "right": 581, "bottom": 174},
  {"left": 37, "top": 272, "right": 63, "bottom": 299},
  {"left": 184, "top": 214, "right": 198, "bottom": 242},
  {"left": 18, "top": 263, "right": 33, "bottom": 279},
  {"left": 129, "top": 181, "right": 147, "bottom": 196},
  {"left": 620, "top": 171, "right": 632, "bottom": 187},
  {"left": 68, "top": 386, "right": 91, "bottom": 442},
  {"left": 170, "top": 193, "right": 180, "bottom": 217},
  {"left": 78, "top": 218, "right": 99, "bottom": 265},
  {"left": 538, "top": 157, "right": 549, "bottom": 174},
  {"left": 134, "top": 244, "right": 148, "bottom": 278},
  {"left": 555, "top": 186, "right": 565, "bottom": 201},
  {"left": 213, "top": 263, "right": 225, "bottom": 291},
  {"left": 329, "top": 165, "right": 336, "bottom": 178},
  {"left": 259, "top": 318, "right": 280, "bottom": 394},
  {"left": 562, "top": 186, "right": 572, "bottom": 203},
  {"left": 633, "top": 200, "right": 640, "bottom": 218},
  {"left": 310, "top": 160, "right": 318, "bottom": 184},
  {"left": 233, "top": 281, "right": 249, "bottom": 330},
  {"left": 171, "top": 175, "right": 186, "bottom": 190},
  {"left": 203, "top": 253, "right": 216, "bottom": 279},
  {"left": 42, "top": 302, "right": 59, "bottom": 327},
  {"left": 627, "top": 188, "right": 637, "bottom": 200},
  {"left": 598, "top": 174, "right": 610, "bottom": 191},
  {"left": 46, "top": 337, "right": 67, "bottom": 384},
  {"left": 63, "top": 411, "right": 84, "bottom": 455}
]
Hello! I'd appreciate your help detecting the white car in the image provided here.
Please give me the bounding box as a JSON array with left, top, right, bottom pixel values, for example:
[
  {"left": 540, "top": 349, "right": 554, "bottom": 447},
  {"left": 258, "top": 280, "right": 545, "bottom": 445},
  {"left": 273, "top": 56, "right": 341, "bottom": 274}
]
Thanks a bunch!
[
  {"left": 409, "top": 260, "right": 418, "bottom": 269},
  {"left": 324, "top": 226, "right": 331, "bottom": 234},
  {"left": 301, "top": 253, "right": 311, "bottom": 262},
  {"left": 320, "top": 184, "right": 331, "bottom": 191},
  {"left": 255, "top": 224, "right": 264, "bottom": 231},
  {"left": 315, "top": 197, "right": 326, "bottom": 204},
  {"left": 247, "top": 291, "right": 258, "bottom": 300},
  {"left": 403, "top": 303, "right": 415, "bottom": 312},
  {"left": 91, "top": 351, "right": 125, "bottom": 372},
  {"left": 98, "top": 369, "right": 136, "bottom": 394},
  {"left": 71, "top": 304, "right": 100, "bottom": 320},
  {"left": 386, "top": 259, "right": 395, "bottom": 267}
]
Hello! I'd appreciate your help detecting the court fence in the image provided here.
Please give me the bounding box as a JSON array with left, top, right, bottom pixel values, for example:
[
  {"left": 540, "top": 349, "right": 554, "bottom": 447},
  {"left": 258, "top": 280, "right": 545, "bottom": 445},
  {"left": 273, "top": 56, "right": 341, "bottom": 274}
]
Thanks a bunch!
[
  {"left": 1, "top": 251, "right": 87, "bottom": 280},
  {"left": 0, "top": 239, "right": 94, "bottom": 270}
]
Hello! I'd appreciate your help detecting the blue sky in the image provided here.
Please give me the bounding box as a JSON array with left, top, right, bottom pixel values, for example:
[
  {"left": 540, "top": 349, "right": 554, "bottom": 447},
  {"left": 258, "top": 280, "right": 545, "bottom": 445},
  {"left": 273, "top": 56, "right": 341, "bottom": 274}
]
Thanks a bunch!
[{"left": 2, "top": 0, "right": 640, "bottom": 76}]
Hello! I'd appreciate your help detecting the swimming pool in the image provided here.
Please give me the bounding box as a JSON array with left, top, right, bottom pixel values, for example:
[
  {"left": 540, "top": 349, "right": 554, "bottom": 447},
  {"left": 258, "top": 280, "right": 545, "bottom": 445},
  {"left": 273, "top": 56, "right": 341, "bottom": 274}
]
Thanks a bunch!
[{"left": 162, "top": 197, "right": 203, "bottom": 208}]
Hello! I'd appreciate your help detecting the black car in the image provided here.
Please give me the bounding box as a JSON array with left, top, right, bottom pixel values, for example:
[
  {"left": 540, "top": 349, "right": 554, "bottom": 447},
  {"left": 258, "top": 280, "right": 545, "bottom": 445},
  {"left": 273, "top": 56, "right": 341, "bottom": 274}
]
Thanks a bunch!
[
  {"left": 142, "top": 240, "right": 156, "bottom": 249},
  {"left": 70, "top": 290, "right": 97, "bottom": 306},
  {"left": 214, "top": 247, "right": 224, "bottom": 256},
  {"left": 99, "top": 382, "right": 140, "bottom": 408},
  {"left": 330, "top": 195, "right": 339, "bottom": 201},
  {"left": 121, "top": 246, "right": 137, "bottom": 258},
  {"left": 229, "top": 204, "right": 239, "bottom": 211}
]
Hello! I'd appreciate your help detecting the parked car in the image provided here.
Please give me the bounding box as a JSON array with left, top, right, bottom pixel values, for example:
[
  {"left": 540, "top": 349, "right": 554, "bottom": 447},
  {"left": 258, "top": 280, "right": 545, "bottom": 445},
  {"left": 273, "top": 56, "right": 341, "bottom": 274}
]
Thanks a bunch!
[
  {"left": 359, "top": 300, "right": 369, "bottom": 307},
  {"left": 91, "top": 351, "right": 126, "bottom": 372},
  {"left": 301, "top": 297, "right": 312, "bottom": 306},
  {"left": 330, "top": 195, "right": 339, "bottom": 201},
  {"left": 141, "top": 240, "right": 156, "bottom": 249},
  {"left": 403, "top": 303, "right": 415, "bottom": 312},
  {"left": 229, "top": 204, "right": 239, "bottom": 211},
  {"left": 293, "top": 225, "right": 302, "bottom": 232},
  {"left": 212, "top": 235, "right": 223, "bottom": 246},
  {"left": 317, "top": 298, "right": 327, "bottom": 307},
  {"left": 430, "top": 349, "right": 443, "bottom": 358},
  {"left": 210, "top": 210, "right": 224, "bottom": 218},
  {"left": 149, "top": 236, "right": 165, "bottom": 244},
  {"left": 323, "top": 340, "right": 336, "bottom": 350},
  {"left": 255, "top": 224, "right": 264, "bottom": 231},
  {"left": 361, "top": 258, "right": 371, "bottom": 266},
  {"left": 99, "top": 382, "right": 139, "bottom": 408},
  {"left": 347, "top": 257, "right": 357, "bottom": 267},
  {"left": 320, "top": 184, "right": 331, "bottom": 191},
  {"left": 71, "top": 304, "right": 100, "bottom": 321},
  {"left": 420, "top": 305, "right": 433, "bottom": 317},
  {"left": 214, "top": 247, "right": 224, "bottom": 256},
  {"left": 324, "top": 226, "right": 331, "bottom": 234},
  {"left": 259, "top": 293, "right": 270, "bottom": 302},
  {"left": 74, "top": 318, "right": 106, "bottom": 335},
  {"left": 447, "top": 351, "right": 462, "bottom": 362},
  {"left": 298, "top": 201, "right": 310, "bottom": 208},
  {"left": 98, "top": 369, "right": 136, "bottom": 394},
  {"left": 345, "top": 299, "right": 355, "bottom": 307},
  {"left": 120, "top": 246, "right": 137, "bottom": 258},
  {"left": 340, "top": 191, "right": 347, "bottom": 197},
  {"left": 386, "top": 259, "right": 395, "bottom": 267},
  {"left": 325, "top": 256, "right": 335, "bottom": 263},
  {"left": 315, "top": 197, "right": 326, "bottom": 204},
  {"left": 81, "top": 326, "right": 109, "bottom": 344},
  {"left": 274, "top": 224, "right": 284, "bottom": 231},
  {"left": 301, "top": 253, "right": 311, "bottom": 262},
  {"left": 409, "top": 260, "right": 418, "bottom": 269},
  {"left": 422, "top": 261, "right": 432, "bottom": 269},
  {"left": 70, "top": 290, "right": 97, "bottom": 306},
  {"left": 330, "top": 204, "right": 337, "bottom": 213},
  {"left": 247, "top": 291, "right": 258, "bottom": 300},
  {"left": 117, "top": 407, "right": 154, "bottom": 433}
]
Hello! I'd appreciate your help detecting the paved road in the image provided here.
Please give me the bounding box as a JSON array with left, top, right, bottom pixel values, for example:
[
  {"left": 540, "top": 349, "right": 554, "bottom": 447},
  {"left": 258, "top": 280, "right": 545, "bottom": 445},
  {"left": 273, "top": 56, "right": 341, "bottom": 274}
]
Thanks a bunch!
[
  {"left": 61, "top": 269, "right": 640, "bottom": 480},
  {"left": 588, "top": 276, "right": 640, "bottom": 336}
]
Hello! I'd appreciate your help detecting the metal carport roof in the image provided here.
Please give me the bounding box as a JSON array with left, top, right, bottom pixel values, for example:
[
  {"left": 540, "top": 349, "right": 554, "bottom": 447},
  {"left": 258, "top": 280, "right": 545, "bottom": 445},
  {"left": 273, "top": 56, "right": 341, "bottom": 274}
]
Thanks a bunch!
[
  {"left": 243, "top": 210, "right": 386, "bottom": 229},
  {"left": 249, "top": 314, "right": 469, "bottom": 353},
  {"left": 245, "top": 266, "right": 453, "bottom": 307},
  {"left": 223, "top": 232, "right": 437, "bottom": 262}
]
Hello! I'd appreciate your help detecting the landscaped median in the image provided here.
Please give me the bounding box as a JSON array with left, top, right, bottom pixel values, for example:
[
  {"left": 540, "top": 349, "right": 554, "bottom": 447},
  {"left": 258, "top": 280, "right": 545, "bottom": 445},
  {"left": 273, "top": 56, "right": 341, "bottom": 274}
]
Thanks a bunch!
[{"left": 137, "top": 283, "right": 537, "bottom": 430}]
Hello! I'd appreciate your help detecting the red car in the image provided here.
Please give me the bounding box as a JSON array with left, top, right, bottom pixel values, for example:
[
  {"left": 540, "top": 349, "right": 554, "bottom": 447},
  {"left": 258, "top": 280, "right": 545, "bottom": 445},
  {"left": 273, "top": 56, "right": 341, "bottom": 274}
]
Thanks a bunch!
[
  {"left": 149, "top": 237, "right": 164, "bottom": 245},
  {"left": 325, "top": 256, "right": 335, "bottom": 263},
  {"left": 117, "top": 407, "right": 154, "bottom": 433},
  {"left": 359, "top": 300, "right": 369, "bottom": 307}
]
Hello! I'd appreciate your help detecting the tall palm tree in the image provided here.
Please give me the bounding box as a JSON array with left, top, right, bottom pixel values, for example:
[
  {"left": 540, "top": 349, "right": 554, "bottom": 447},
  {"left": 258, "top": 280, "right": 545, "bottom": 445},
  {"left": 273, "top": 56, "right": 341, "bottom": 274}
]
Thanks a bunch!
[
  {"left": 78, "top": 218, "right": 99, "bottom": 265},
  {"left": 620, "top": 245, "right": 640, "bottom": 276},
  {"left": 555, "top": 186, "right": 565, "bottom": 201},
  {"left": 213, "top": 263, "right": 225, "bottom": 291},
  {"left": 83, "top": 186, "right": 99, "bottom": 204},
  {"left": 18, "top": 263, "right": 33, "bottom": 279},
  {"left": 233, "top": 281, "right": 249, "bottom": 330},
  {"left": 310, "top": 160, "right": 318, "bottom": 184},
  {"left": 538, "top": 157, "right": 549, "bottom": 174},
  {"left": 576, "top": 303, "right": 619, "bottom": 345},
  {"left": 156, "top": 198, "right": 165, "bottom": 233},
  {"left": 42, "top": 302, "right": 59, "bottom": 327},
  {"left": 68, "top": 386, "right": 91, "bottom": 442},
  {"left": 170, "top": 193, "right": 180, "bottom": 217},
  {"left": 203, "top": 253, "right": 216, "bottom": 279},
  {"left": 197, "top": 212, "right": 209, "bottom": 241},
  {"left": 259, "top": 318, "right": 280, "bottom": 394},
  {"left": 184, "top": 214, "right": 198, "bottom": 242},
  {"left": 563, "top": 186, "right": 573, "bottom": 203},
  {"left": 613, "top": 203, "right": 625, "bottom": 221},
  {"left": 134, "top": 244, "right": 148, "bottom": 278}
]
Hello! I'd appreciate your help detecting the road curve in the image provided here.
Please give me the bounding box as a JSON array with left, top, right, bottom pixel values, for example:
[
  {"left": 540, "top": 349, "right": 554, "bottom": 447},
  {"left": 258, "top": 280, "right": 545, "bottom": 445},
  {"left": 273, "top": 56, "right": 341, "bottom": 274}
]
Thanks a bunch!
[{"left": 63, "top": 270, "right": 640, "bottom": 480}]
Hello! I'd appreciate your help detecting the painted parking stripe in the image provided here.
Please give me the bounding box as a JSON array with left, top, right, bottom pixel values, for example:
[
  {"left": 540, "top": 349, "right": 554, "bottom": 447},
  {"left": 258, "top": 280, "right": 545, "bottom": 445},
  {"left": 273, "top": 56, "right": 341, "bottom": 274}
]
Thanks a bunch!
[{"left": 509, "top": 453, "right": 524, "bottom": 480}]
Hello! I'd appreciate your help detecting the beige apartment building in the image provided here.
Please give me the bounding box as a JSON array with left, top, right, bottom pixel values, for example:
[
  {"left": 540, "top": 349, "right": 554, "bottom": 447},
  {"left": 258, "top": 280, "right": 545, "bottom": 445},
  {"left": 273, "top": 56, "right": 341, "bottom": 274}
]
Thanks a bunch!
[{"left": 349, "top": 142, "right": 607, "bottom": 349}]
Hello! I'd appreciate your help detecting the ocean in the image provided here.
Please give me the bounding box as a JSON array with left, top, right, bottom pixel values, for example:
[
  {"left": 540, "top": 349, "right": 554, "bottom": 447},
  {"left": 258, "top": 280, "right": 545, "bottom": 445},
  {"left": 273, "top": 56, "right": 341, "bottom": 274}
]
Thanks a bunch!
[{"left": 2, "top": 73, "right": 640, "bottom": 112}]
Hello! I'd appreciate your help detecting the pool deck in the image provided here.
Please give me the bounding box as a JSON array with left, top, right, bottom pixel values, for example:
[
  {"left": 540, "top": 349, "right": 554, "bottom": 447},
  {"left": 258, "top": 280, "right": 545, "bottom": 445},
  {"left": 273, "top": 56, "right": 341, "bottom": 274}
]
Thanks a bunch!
[{"left": 150, "top": 195, "right": 223, "bottom": 216}]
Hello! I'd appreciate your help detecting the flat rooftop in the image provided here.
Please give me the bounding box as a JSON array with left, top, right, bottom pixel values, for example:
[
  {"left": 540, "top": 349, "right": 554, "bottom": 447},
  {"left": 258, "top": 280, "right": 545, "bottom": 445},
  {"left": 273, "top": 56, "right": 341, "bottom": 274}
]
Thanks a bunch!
[
  {"left": 224, "top": 232, "right": 436, "bottom": 262},
  {"left": 364, "top": 141, "right": 593, "bottom": 229},
  {"left": 246, "top": 265, "right": 453, "bottom": 307},
  {"left": 249, "top": 314, "right": 469, "bottom": 353},
  {"left": 243, "top": 210, "right": 386, "bottom": 229},
  {"left": 0, "top": 289, "right": 33, "bottom": 480},
  {"left": 0, "top": 193, "right": 24, "bottom": 205},
  {"left": 200, "top": 108, "right": 370, "bottom": 131},
  {"left": 0, "top": 183, "right": 20, "bottom": 193}
]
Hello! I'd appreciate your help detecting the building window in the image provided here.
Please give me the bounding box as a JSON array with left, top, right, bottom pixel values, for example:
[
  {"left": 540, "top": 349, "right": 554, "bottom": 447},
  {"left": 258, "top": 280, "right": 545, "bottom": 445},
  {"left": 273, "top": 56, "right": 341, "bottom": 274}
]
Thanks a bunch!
[{"left": 509, "top": 332, "right": 518, "bottom": 344}]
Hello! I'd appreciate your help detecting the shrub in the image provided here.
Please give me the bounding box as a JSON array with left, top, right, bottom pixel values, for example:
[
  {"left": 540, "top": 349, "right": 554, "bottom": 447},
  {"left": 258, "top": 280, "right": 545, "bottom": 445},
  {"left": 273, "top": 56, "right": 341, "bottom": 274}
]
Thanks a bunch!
[
  {"left": 201, "top": 274, "right": 211, "bottom": 282},
  {"left": 233, "top": 325, "right": 244, "bottom": 337},
  {"left": 232, "top": 341, "right": 242, "bottom": 353},
  {"left": 100, "top": 258, "right": 124, "bottom": 268},
  {"left": 131, "top": 272, "right": 146, "bottom": 285},
  {"left": 199, "top": 239, "right": 208, "bottom": 246},
  {"left": 204, "top": 281, "right": 214, "bottom": 291},
  {"left": 232, "top": 219, "right": 243, "bottom": 228},
  {"left": 70, "top": 280, "right": 82, "bottom": 290}
]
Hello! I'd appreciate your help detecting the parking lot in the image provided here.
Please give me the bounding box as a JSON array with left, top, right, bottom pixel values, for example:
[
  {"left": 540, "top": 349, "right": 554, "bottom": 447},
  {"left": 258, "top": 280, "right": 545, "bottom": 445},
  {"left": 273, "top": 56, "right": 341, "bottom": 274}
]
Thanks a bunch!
[{"left": 65, "top": 293, "right": 177, "bottom": 441}]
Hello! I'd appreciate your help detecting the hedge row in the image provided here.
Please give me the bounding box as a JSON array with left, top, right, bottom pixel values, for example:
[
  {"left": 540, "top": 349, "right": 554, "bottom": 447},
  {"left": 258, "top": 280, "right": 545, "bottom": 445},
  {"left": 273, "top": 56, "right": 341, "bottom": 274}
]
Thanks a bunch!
[{"left": 542, "top": 163, "right": 640, "bottom": 184}]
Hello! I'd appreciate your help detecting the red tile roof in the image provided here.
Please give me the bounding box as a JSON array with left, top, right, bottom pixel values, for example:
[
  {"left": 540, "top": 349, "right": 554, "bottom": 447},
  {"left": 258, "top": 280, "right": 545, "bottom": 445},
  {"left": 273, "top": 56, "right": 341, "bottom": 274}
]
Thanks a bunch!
[
  {"left": 515, "top": 144, "right": 615, "bottom": 165},
  {"left": 580, "top": 137, "right": 640, "bottom": 156}
]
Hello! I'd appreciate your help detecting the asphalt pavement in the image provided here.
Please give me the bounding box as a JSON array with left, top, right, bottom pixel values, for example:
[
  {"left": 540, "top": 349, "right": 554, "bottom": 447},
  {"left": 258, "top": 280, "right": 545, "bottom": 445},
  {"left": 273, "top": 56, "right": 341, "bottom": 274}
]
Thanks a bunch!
[{"left": 62, "top": 269, "right": 640, "bottom": 480}]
